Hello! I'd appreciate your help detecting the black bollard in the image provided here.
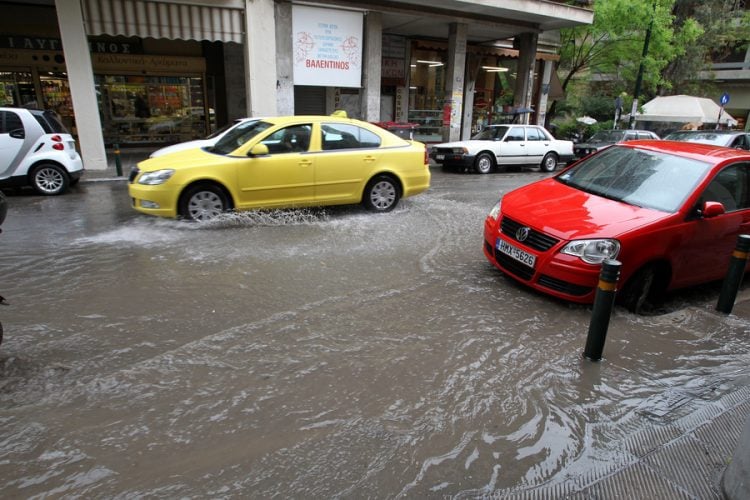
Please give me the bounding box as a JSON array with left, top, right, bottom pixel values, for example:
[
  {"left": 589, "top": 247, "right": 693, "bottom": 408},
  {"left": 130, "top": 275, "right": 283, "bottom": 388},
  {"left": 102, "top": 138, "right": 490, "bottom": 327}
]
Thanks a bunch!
[
  {"left": 114, "top": 143, "right": 123, "bottom": 177},
  {"left": 716, "top": 234, "right": 750, "bottom": 314},
  {"left": 584, "top": 259, "right": 622, "bottom": 362}
]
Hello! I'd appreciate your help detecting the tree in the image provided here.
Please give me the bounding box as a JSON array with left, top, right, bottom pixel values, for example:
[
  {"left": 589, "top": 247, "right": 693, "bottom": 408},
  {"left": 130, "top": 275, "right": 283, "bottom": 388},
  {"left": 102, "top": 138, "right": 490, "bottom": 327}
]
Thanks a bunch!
[
  {"left": 660, "top": 0, "right": 750, "bottom": 95},
  {"left": 548, "top": 0, "right": 706, "bottom": 125}
]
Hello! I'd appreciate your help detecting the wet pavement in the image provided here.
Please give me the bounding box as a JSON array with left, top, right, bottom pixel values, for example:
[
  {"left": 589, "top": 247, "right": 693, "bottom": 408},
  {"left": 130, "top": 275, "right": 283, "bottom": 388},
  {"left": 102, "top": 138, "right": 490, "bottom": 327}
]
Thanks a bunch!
[{"left": 0, "top": 161, "right": 749, "bottom": 498}]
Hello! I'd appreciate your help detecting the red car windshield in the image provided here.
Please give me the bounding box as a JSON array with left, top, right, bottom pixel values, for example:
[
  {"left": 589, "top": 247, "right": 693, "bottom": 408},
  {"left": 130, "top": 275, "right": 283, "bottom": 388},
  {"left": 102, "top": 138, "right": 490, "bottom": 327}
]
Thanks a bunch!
[{"left": 556, "top": 146, "right": 711, "bottom": 213}]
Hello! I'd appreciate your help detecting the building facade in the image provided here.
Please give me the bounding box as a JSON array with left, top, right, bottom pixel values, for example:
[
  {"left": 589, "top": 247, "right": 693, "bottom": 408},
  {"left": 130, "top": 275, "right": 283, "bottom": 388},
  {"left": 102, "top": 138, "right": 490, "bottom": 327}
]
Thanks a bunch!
[{"left": 0, "top": 0, "right": 593, "bottom": 170}]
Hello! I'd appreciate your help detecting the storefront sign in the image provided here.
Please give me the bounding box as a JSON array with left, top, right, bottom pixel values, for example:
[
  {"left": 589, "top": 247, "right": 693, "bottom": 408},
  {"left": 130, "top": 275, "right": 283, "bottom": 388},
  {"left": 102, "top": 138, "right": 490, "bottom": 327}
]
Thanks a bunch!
[
  {"left": 292, "top": 5, "right": 362, "bottom": 88},
  {"left": 92, "top": 54, "right": 205, "bottom": 74},
  {"left": 1, "top": 36, "right": 143, "bottom": 54},
  {"left": 382, "top": 58, "right": 405, "bottom": 79}
]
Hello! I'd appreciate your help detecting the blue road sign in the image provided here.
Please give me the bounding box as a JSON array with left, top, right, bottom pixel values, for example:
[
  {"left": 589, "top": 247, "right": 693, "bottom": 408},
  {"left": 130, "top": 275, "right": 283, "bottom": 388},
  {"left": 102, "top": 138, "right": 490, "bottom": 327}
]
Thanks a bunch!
[{"left": 720, "top": 92, "right": 730, "bottom": 105}]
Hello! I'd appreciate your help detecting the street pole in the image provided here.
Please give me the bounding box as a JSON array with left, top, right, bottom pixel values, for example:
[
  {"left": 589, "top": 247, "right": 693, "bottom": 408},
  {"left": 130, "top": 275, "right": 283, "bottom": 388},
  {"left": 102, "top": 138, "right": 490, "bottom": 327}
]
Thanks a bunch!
[{"left": 628, "top": 3, "right": 656, "bottom": 130}]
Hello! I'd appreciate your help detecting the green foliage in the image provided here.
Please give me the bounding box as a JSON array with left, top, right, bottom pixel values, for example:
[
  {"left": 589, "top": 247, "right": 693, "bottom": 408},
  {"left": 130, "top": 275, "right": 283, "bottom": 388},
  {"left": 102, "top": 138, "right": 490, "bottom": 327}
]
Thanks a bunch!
[{"left": 550, "top": 0, "right": 745, "bottom": 124}]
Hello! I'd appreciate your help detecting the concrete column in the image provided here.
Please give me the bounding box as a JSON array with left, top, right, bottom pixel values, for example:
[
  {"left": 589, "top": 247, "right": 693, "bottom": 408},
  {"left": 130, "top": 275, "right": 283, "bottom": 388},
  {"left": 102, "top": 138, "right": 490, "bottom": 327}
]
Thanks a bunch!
[
  {"left": 535, "top": 59, "right": 554, "bottom": 126},
  {"left": 275, "top": 1, "right": 294, "bottom": 116},
  {"left": 54, "top": 0, "right": 107, "bottom": 171},
  {"left": 513, "top": 32, "right": 538, "bottom": 125},
  {"left": 245, "top": 0, "right": 278, "bottom": 117},
  {"left": 461, "top": 53, "right": 481, "bottom": 139},
  {"left": 444, "top": 23, "right": 467, "bottom": 142},
  {"left": 361, "top": 12, "right": 382, "bottom": 121}
]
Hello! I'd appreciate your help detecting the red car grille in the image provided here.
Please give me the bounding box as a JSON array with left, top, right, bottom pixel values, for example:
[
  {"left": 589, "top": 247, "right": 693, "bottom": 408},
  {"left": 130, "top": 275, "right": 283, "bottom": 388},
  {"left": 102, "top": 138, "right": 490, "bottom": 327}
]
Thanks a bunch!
[{"left": 501, "top": 217, "right": 559, "bottom": 251}]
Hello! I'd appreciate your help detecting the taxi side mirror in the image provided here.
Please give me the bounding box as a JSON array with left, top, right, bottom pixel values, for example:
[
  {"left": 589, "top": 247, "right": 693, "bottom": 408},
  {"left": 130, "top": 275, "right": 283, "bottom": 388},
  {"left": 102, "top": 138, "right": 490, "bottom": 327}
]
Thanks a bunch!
[{"left": 248, "top": 143, "right": 269, "bottom": 157}]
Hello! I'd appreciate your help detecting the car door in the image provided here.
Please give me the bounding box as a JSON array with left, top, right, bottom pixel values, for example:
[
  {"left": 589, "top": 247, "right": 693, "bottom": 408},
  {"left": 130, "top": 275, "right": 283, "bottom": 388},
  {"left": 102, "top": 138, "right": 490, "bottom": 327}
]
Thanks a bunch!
[
  {"left": 523, "top": 126, "right": 549, "bottom": 164},
  {"left": 236, "top": 123, "right": 315, "bottom": 209},
  {"left": 670, "top": 162, "right": 750, "bottom": 287},
  {"left": 0, "top": 110, "right": 27, "bottom": 178},
  {"left": 496, "top": 126, "right": 527, "bottom": 165},
  {"left": 314, "top": 122, "right": 382, "bottom": 203}
]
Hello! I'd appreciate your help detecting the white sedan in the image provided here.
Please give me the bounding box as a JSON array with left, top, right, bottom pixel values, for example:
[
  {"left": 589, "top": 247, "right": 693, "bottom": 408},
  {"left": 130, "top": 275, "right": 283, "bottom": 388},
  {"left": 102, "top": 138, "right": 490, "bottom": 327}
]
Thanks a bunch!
[{"left": 430, "top": 124, "right": 574, "bottom": 173}]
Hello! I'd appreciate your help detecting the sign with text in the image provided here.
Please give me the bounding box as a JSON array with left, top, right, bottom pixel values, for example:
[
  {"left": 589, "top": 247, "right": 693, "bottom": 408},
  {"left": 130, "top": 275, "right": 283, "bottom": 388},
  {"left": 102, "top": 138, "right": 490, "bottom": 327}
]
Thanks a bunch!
[{"left": 292, "top": 5, "right": 362, "bottom": 88}]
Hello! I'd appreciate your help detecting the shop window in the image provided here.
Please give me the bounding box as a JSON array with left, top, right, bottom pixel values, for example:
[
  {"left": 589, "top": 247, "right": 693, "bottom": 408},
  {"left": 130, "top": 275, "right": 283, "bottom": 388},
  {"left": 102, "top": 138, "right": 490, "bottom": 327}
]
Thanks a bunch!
[
  {"left": 96, "top": 74, "right": 208, "bottom": 147},
  {"left": 407, "top": 49, "right": 446, "bottom": 143},
  {"left": 0, "top": 72, "right": 35, "bottom": 108}
]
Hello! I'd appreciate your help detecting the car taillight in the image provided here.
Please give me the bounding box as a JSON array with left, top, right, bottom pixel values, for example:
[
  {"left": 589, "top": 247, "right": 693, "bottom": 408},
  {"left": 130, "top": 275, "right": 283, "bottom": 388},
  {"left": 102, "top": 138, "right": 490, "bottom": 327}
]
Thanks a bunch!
[
  {"left": 50, "top": 135, "right": 64, "bottom": 150},
  {"left": 424, "top": 148, "right": 429, "bottom": 165}
]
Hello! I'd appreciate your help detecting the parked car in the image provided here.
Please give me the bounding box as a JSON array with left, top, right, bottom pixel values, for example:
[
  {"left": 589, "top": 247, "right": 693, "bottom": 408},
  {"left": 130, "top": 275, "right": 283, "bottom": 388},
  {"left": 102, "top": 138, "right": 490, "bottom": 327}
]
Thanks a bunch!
[
  {"left": 662, "top": 130, "right": 750, "bottom": 150},
  {"left": 129, "top": 114, "right": 431, "bottom": 220},
  {"left": 149, "top": 117, "right": 257, "bottom": 158},
  {"left": 573, "top": 129, "right": 660, "bottom": 160},
  {"left": 430, "top": 124, "right": 574, "bottom": 174},
  {"left": 483, "top": 140, "right": 750, "bottom": 313},
  {"left": 0, "top": 107, "right": 83, "bottom": 195}
]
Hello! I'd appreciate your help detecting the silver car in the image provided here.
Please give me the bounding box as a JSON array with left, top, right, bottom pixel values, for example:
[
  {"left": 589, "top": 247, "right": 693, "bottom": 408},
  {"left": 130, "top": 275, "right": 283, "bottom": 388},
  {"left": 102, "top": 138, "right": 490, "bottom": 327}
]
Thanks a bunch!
[
  {"left": 663, "top": 130, "right": 750, "bottom": 150},
  {"left": 0, "top": 107, "right": 83, "bottom": 195}
]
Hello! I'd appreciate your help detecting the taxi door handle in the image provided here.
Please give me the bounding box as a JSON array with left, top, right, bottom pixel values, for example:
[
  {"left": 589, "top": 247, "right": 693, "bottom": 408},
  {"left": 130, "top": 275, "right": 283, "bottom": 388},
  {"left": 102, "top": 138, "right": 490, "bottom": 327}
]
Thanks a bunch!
[
  {"left": 300, "top": 159, "right": 313, "bottom": 167},
  {"left": 364, "top": 156, "right": 376, "bottom": 162}
]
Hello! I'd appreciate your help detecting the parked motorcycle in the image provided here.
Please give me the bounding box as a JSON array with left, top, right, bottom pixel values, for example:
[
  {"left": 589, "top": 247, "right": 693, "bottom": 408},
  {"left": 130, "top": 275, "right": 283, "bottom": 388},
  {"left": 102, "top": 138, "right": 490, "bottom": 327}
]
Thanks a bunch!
[{"left": 0, "top": 190, "right": 6, "bottom": 346}]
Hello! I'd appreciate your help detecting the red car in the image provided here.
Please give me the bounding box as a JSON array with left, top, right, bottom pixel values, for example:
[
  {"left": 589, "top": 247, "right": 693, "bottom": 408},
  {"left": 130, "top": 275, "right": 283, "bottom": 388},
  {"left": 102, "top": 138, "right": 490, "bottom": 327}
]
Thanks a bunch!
[{"left": 483, "top": 140, "right": 750, "bottom": 312}]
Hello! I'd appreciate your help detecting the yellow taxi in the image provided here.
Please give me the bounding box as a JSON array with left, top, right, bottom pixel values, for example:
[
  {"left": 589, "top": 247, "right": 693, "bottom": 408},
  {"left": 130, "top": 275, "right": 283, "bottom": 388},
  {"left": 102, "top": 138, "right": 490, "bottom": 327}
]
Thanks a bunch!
[{"left": 128, "top": 114, "right": 431, "bottom": 220}]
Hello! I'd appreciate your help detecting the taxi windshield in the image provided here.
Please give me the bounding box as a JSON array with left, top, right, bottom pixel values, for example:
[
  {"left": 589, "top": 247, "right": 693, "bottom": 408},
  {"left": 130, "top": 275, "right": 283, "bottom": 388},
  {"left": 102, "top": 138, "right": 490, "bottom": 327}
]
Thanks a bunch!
[{"left": 212, "top": 120, "right": 273, "bottom": 155}]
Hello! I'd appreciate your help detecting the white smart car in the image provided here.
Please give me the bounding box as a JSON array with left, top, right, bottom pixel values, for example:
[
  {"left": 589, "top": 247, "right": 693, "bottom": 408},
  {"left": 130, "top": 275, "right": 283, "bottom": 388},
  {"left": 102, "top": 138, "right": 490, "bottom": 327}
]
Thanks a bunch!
[{"left": 0, "top": 107, "right": 83, "bottom": 195}]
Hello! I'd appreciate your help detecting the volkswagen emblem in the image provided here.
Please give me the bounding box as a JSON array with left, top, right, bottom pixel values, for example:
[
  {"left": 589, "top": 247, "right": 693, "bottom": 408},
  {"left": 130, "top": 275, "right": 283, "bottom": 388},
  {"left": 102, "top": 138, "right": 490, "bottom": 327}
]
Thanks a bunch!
[{"left": 516, "top": 226, "right": 530, "bottom": 242}]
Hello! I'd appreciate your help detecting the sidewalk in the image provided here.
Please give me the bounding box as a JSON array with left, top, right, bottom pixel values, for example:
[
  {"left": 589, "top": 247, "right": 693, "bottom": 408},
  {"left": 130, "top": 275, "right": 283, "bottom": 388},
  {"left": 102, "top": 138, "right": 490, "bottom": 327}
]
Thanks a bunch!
[
  {"left": 82, "top": 148, "right": 153, "bottom": 182},
  {"left": 506, "top": 292, "right": 750, "bottom": 499}
]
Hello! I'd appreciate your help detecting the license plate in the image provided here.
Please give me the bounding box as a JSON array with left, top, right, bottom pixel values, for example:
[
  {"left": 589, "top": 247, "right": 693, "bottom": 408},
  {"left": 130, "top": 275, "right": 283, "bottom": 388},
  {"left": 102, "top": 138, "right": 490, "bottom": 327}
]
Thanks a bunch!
[
  {"left": 497, "top": 238, "right": 536, "bottom": 267},
  {"left": 435, "top": 154, "right": 444, "bottom": 160}
]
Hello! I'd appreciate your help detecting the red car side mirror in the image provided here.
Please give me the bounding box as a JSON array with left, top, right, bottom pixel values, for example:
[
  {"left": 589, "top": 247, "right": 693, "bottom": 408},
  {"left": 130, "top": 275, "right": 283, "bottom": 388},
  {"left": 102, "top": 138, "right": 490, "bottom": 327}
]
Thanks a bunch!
[{"left": 702, "top": 201, "right": 726, "bottom": 218}]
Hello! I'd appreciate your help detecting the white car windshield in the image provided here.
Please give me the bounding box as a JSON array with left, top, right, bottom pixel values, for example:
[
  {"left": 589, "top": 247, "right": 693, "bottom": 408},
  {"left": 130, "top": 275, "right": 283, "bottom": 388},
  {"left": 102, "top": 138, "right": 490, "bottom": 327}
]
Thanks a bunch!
[
  {"left": 471, "top": 126, "right": 509, "bottom": 140},
  {"left": 556, "top": 146, "right": 711, "bottom": 212}
]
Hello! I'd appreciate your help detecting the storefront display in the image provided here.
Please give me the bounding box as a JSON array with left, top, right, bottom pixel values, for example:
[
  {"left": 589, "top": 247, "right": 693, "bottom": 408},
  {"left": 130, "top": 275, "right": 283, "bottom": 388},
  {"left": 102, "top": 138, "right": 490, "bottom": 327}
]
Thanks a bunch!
[
  {"left": 0, "top": 47, "right": 209, "bottom": 147},
  {"left": 407, "top": 49, "right": 446, "bottom": 143},
  {"left": 0, "top": 72, "right": 35, "bottom": 108},
  {"left": 97, "top": 75, "right": 208, "bottom": 146}
]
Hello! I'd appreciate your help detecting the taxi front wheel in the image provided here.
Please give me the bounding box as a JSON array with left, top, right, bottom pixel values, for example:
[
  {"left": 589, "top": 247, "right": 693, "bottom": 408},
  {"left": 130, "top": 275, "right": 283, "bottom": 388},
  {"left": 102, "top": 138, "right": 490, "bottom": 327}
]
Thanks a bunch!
[{"left": 179, "top": 183, "right": 231, "bottom": 221}]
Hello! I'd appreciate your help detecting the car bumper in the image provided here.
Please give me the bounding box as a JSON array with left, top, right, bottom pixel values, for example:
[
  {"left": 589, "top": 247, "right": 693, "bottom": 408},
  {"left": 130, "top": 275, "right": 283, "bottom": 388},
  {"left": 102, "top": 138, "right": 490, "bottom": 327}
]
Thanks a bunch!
[
  {"left": 128, "top": 183, "right": 179, "bottom": 218},
  {"left": 483, "top": 219, "right": 599, "bottom": 303},
  {"left": 430, "top": 153, "right": 475, "bottom": 168}
]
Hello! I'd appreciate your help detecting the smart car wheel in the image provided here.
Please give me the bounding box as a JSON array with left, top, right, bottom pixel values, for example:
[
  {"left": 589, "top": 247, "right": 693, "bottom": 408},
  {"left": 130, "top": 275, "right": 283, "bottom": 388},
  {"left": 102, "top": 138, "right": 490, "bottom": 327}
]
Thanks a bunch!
[
  {"left": 540, "top": 152, "right": 558, "bottom": 172},
  {"left": 31, "top": 163, "right": 69, "bottom": 195},
  {"left": 179, "top": 184, "right": 230, "bottom": 221},
  {"left": 363, "top": 175, "right": 400, "bottom": 212},
  {"left": 474, "top": 153, "right": 494, "bottom": 174}
]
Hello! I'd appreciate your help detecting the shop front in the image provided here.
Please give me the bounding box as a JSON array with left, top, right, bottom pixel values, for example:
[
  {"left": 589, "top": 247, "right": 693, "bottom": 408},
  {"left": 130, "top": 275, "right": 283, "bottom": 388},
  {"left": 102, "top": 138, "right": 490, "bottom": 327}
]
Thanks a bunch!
[
  {"left": 0, "top": 44, "right": 210, "bottom": 148},
  {"left": 93, "top": 53, "right": 209, "bottom": 147}
]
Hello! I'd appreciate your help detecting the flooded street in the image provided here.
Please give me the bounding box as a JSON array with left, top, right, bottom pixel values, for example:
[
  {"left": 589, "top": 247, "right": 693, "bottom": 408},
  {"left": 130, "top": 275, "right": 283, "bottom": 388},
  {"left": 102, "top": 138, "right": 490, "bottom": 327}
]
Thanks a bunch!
[{"left": 1, "top": 168, "right": 749, "bottom": 498}]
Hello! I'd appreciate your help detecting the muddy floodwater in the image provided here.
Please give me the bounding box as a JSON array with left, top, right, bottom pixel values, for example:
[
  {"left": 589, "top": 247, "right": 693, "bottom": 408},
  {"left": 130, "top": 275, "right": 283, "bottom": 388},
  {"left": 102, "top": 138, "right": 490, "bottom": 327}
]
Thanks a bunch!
[{"left": 1, "top": 169, "right": 749, "bottom": 497}]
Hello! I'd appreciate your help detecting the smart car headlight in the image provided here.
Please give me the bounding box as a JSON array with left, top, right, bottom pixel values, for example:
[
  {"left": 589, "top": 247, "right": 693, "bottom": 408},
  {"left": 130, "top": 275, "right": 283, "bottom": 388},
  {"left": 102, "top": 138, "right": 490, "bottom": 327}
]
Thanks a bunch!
[
  {"left": 488, "top": 200, "right": 502, "bottom": 221},
  {"left": 138, "top": 169, "right": 175, "bottom": 185},
  {"left": 561, "top": 239, "right": 620, "bottom": 264}
]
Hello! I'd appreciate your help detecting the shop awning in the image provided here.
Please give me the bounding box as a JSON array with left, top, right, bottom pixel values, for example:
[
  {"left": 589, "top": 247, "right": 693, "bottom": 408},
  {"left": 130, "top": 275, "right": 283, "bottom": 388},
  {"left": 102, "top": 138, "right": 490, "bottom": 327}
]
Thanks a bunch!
[{"left": 82, "top": 0, "right": 245, "bottom": 43}]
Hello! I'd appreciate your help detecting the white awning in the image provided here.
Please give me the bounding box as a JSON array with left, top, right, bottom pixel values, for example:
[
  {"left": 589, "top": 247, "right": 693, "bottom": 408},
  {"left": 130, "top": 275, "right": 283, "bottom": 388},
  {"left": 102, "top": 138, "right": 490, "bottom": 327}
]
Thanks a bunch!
[{"left": 82, "top": 0, "right": 245, "bottom": 43}]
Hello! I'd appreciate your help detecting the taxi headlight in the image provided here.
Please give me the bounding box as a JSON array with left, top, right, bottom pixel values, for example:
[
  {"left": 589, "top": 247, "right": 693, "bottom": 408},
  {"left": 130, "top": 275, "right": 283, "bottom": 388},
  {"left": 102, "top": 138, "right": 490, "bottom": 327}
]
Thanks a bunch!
[
  {"left": 488, "top": 200, "right": 502, "bottom": 221},
  {"left": 561, "top": 239, "right": 620, "bottom": 264},
  {"left": 138, "top": 169, "right": 175, "bottom": 185}
]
